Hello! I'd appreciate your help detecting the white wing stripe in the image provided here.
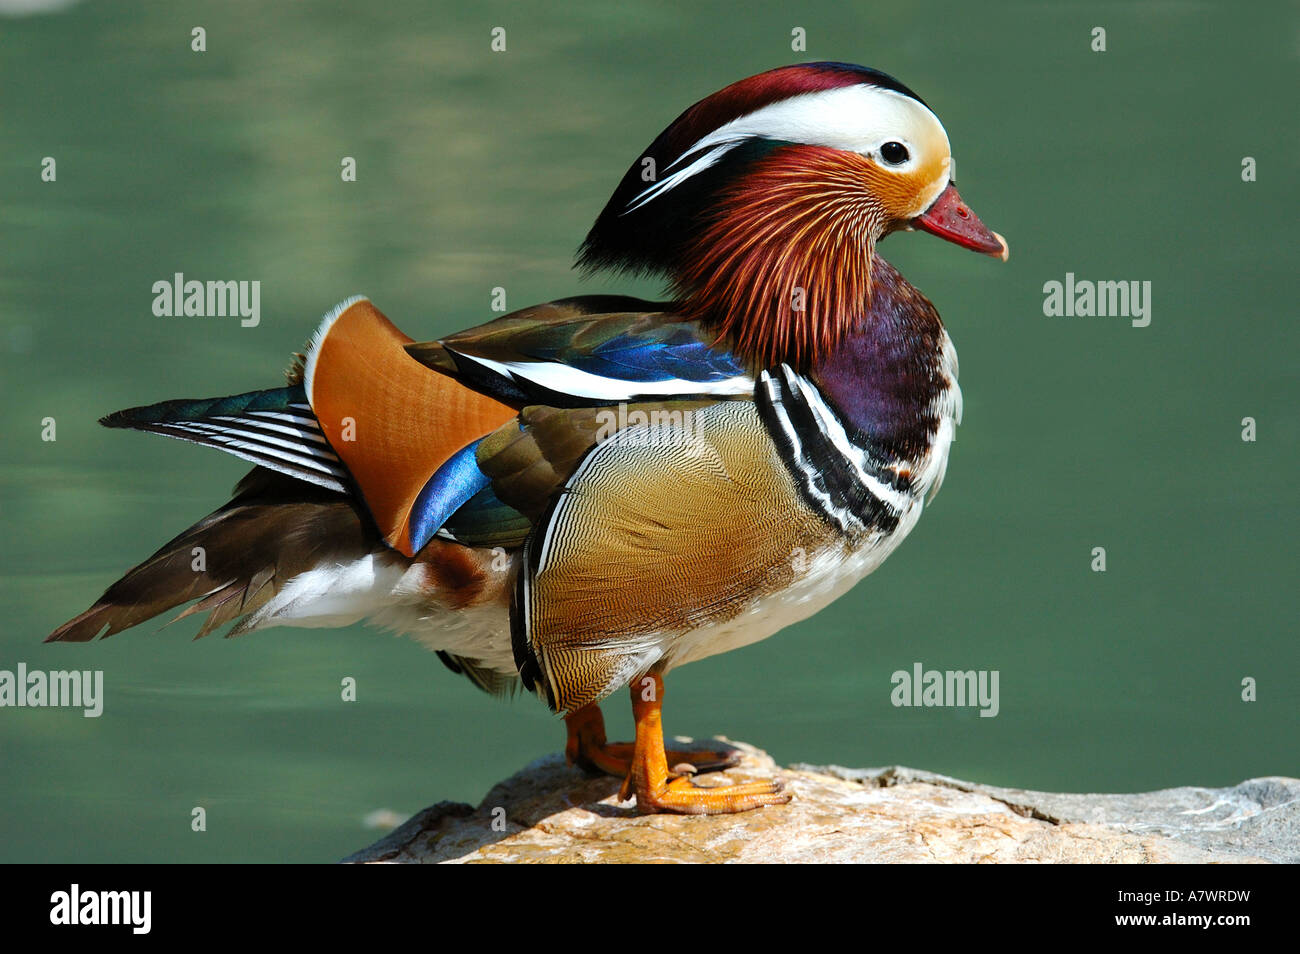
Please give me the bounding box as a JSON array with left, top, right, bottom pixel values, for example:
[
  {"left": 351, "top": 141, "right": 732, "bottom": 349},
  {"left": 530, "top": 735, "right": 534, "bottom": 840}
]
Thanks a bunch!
[
  {"left": 180, "top": 421, "right": 339, "bottom": 463},
  {"left": 211, "top": 414, "right": 331, "bottom": 444},
  {"left": 165, "top": 423, "right": 345, "bottom": 476},
  {"left": 450, "top": 351, "right": 753, "bottom": 402}
]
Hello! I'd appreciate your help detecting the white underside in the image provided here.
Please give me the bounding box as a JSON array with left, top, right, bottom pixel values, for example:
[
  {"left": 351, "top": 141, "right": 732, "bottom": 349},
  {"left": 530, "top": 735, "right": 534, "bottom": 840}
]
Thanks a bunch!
[{"left": 238, "top": 554, "right": 517, "bottom": 673}]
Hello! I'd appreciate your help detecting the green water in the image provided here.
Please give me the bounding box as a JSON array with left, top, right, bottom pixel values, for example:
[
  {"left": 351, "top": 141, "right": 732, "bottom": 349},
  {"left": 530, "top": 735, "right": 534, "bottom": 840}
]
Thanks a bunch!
[{"left": 1, "top": 1, "right": 1295, "bottom": 862}]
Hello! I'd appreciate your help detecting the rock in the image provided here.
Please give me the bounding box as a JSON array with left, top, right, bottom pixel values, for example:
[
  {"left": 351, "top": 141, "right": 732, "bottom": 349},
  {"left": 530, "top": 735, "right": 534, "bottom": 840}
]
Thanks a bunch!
[{"left": 343, "top": 740, "right": 1297, "bottom": 864}]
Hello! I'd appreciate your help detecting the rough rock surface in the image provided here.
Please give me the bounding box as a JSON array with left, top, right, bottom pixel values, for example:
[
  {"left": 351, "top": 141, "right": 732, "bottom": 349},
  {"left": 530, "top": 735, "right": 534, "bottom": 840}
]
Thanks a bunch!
[{"left": 344, "top": 740, "right": 1297, "bottom": 864}]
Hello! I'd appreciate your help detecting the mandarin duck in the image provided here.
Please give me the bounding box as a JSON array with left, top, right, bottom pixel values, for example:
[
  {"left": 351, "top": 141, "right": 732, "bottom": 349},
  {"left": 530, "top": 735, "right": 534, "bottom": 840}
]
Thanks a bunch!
[{"left": 48, "top": 63, "right": 1007, "bottom": 814}]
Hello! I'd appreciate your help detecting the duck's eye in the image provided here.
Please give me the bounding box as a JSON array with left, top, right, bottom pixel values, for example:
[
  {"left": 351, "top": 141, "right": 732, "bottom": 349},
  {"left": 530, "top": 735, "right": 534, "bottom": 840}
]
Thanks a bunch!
[{"left": 880, "top": 141, "right": 909, "bottom": 165}]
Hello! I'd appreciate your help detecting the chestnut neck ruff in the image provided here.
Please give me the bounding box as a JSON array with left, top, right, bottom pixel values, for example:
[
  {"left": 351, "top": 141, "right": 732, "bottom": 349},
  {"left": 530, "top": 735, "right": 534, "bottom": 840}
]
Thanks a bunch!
[{"left": 672, "top": 145, "right": 889, "bottom": 371}]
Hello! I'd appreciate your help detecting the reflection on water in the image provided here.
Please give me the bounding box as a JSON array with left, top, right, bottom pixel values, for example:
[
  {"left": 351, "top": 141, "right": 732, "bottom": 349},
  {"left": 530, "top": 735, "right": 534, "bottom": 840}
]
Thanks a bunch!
[{"left": 0, "top": 1, "right": 1294, "bottom": 861}]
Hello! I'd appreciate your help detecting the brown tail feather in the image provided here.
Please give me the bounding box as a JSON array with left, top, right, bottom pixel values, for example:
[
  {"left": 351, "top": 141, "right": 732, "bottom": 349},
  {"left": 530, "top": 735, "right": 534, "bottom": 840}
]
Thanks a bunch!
[{"left": 45, "top": 468, "right": 378, "bottom": 642}]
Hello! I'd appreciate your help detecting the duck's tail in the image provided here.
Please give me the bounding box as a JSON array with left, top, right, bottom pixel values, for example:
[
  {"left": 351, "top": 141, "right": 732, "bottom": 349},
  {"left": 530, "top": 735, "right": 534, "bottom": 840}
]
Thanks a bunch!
[
  {"left": 44, "top": 467, "right": 375, "bottom": 642},
  {"left": 43, "top": 463, "right": 518, "bottom": 696},
  {"left": 99, "top": 384, "right": 352, "bottom": 493}
]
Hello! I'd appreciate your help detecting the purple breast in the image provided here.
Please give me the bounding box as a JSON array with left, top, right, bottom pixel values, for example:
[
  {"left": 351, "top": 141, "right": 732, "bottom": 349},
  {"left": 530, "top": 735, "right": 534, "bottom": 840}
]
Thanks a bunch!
[{"left": 811, "top": 256, "right": 949, "bottom": 463}]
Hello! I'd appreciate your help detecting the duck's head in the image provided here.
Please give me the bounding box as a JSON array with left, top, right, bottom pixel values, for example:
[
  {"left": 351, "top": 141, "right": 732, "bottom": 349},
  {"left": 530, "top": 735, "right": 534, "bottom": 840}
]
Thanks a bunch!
[{"left": 578, "top": 62, "right": 1007, "bottom": 367}]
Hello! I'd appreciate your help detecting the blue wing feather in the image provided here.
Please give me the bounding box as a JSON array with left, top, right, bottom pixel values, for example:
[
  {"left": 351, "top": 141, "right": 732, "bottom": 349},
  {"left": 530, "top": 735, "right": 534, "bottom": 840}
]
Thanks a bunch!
[
  {"left": 407, "top": 439, "right": 494, "bottom": 553},
  {"left": 433, "top": 303, "right": 753, "bottom": 405},
  {"left": 564, "top": 332, "right": 744, "bottom": 383}
]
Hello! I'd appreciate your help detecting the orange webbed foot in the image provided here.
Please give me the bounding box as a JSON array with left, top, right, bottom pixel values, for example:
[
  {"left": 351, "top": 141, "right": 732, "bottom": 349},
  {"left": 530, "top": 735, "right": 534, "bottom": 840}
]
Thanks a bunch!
[
  {"left": 626, "top": 772, "right": 791, "bottom": 816},
  {"left": 612, "top": 672, "right": 794, "bottom": 816}
]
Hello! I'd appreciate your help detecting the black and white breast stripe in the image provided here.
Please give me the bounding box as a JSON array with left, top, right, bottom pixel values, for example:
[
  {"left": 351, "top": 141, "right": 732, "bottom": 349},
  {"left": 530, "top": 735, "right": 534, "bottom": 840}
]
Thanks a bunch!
[{"left": 756, "top": 365, "right": 918, "bottom": 538}]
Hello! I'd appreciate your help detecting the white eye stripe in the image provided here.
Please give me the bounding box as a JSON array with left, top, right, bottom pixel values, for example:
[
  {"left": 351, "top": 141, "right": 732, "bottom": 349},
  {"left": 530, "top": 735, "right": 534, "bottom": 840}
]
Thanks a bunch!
[{"left": 626, "top": 84, "right": 949, "bottom": 211}]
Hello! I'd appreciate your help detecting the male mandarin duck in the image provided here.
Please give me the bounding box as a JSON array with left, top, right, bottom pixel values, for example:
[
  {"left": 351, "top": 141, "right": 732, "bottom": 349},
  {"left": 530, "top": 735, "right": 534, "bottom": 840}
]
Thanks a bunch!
[{"left": 48, "top": 63, "right": 1007, "bottom": 814}]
